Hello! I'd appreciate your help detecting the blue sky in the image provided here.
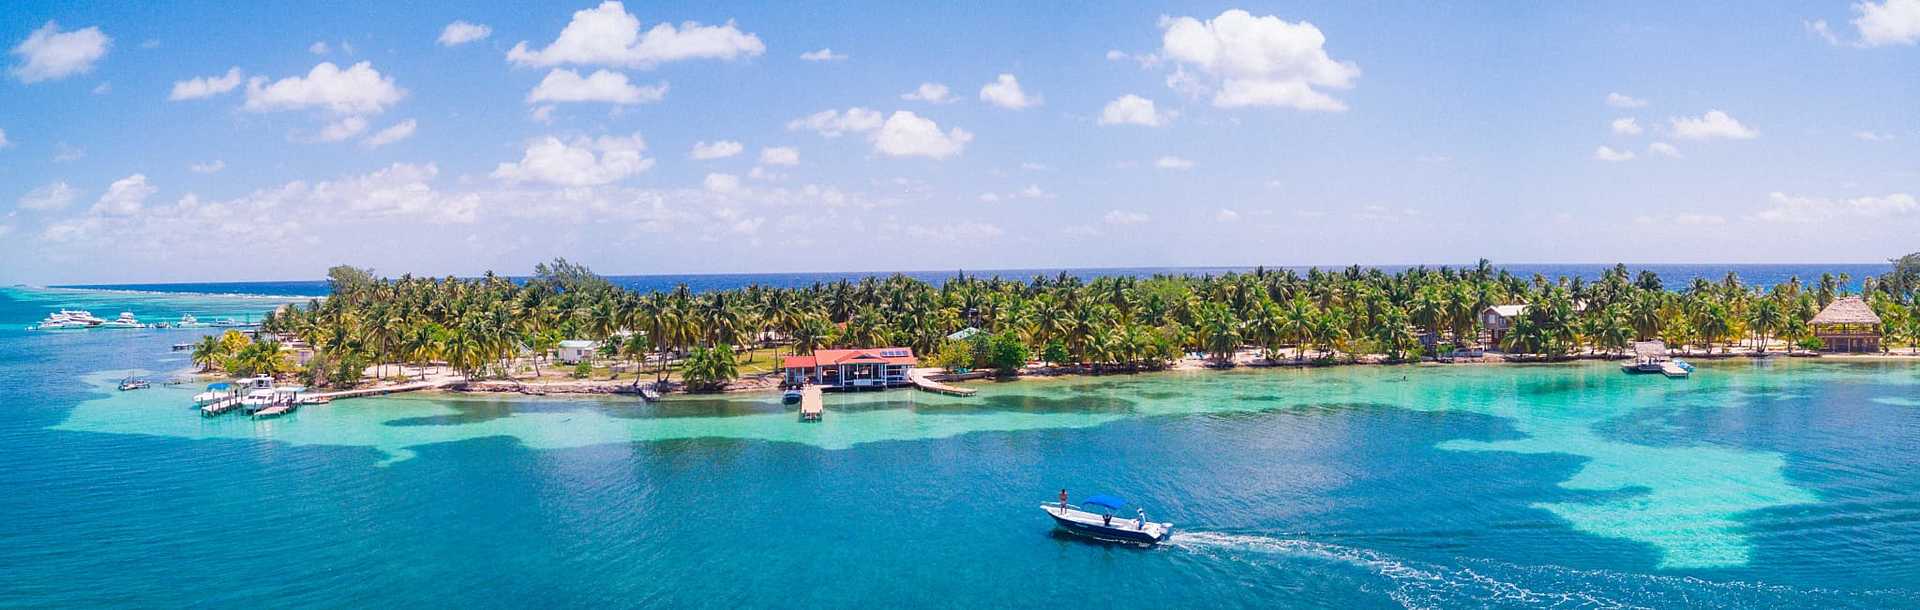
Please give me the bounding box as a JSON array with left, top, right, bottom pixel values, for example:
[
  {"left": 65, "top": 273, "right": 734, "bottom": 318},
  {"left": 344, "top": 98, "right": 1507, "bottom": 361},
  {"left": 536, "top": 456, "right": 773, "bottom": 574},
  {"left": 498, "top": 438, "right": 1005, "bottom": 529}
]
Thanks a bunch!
[{"left": 2, "top": 1, "right": 1917, "bottom": 284}]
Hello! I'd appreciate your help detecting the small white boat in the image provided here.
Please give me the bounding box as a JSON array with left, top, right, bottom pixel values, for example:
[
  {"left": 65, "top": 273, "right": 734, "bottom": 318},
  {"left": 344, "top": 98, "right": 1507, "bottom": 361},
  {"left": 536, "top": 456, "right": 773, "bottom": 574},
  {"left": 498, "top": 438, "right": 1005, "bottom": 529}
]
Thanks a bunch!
[
  {"left": 118, "top": 377, "right": 151, "bottom": 391},
  {"left": 193, "top": 383, "right": 236, "bottom": 406},
  {"left": 1042, "top": 494, "right": 1172, "bottom": 545},
  {"left": 239, "top": 390, "right": 278, "bottom": 413},
  {"left": 782, "top": 389, "right": 803, "bottom": 405},
  {"left": 175, "top": 314, "right": 207, "bottom": 328},
  {"left": 1662, "top": 360, "right": 1694, "bottom": 378}
]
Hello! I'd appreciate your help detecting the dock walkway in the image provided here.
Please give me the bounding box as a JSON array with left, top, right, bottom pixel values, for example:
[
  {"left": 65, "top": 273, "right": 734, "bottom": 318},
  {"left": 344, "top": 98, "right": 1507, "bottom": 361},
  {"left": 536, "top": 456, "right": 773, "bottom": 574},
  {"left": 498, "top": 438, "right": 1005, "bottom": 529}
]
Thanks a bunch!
[
  {"left": 305, "top": 379, "right": 458, "bottom": 402},
  {"left": 798, "top": 386, "right": 824, "bottom": 422},
  {"left": 908, "top": 368, "right": 978, "bottom": 397}
]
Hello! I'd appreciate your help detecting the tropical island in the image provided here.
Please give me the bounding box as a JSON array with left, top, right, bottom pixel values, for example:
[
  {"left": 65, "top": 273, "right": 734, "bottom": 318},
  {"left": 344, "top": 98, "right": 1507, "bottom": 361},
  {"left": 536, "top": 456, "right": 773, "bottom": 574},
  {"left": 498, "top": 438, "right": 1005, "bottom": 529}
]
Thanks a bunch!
[{"left": 181, "top": 255, "right": 1920, "bottom": 397}]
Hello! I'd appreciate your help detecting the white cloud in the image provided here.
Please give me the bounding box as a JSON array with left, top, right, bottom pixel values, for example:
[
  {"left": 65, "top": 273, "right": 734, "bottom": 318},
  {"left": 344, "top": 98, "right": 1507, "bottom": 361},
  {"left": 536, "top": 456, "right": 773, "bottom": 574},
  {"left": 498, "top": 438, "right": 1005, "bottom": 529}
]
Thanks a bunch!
[
  {"left": 92, "top": 174, "right": 156, "bottom": 216},
  {"left": 0, "top": 127, "right": 9, "bottom": 148},
  {"left": 1099, "top": 94, "right": 1168, "bottom": 126},
  {"left": 1670, "top": 110, "right": 1758, "bottom": 140},
  {"left": 308, "top": 41, "right": 330, "bottom": 55},
  {"left": 52, "top": 142, "right": 84, "bottom": 162},
  {"left": 1155, "top": 155, "right": 1195, "bottom": 170},
  {"left": 243, "top": 62, "right": 405, "bottom": 115},
  {"left": 704, "top": 172, "right": 743, "bottom": 194},
  {"left": 362, "top": 119, "right": 417, "bottom": 148},
  {"left": 1605, "top": 92, "right": 1648, "bottom": 108},
  {"left": 759, "top": 146, "right": 800, "bottom": 166},
  {"left": 905, "top": 221, "right": 1003, "bottom": 242},
  {"left": 799, "top": 48, "right": 847, "bottom": 61},
  {"left": 492, "top": 132, "right": 654, "bottom": 186},
  {"left": 438, "top": 21, "right": 493, "bottom": 46},
  {"left": 9, "top": 21, "right": 111, "bottom": 83},
  {"left": 900, "top": 82, "right": 954, "bottom": 103},
  {"left": 1610, "top": 117, "right": 1643, "bottom": 135},
  {"left": 1648, "top": 142, "right": 1683, "bottom": 158},
  {"left": 18, "top": 181, "right": 78, "bottom": 210},
  {"left": 1592, "top": 145, "right": 1635, "bottom": 162},
  {"left": 1159, "top": 9, "right": 1359, "bottom": 111},
  {"left": 1855, "top": 130, "right": 1897, "bottom": 141},
  {"left": 1758, "top": 191, "right": 1916, "bottom": 223},
  {"left": 1807, "top": 19, "right": 1843, "bottom": 45},
  {"left": 872, "top": 111, "right": 972, "bottom": 159},
  {"left": 978, "top": 73, "right": 1040, "bottom": 109},
  {"left": 91, "top": 82, "right": 110, "bottom": 94},
  {"left": 168, "top": 67, "right": 243, "bottom": 101},
  {"left": 690, "top": 140, "right": 743, "bottom": 159},
  {"left": 507, "top": 1, "right": 764, "bottom": 68},
  {"left": 1018, "top": 185, "right": 1056, "bottom": 199},
  {"left": 786, "top": 107, "right": 884, "bottom": 137},
  {"left": 1105, "top": 49, "right": 1128, "bottom": 61},
  {"left": 529, "top": 105, "right": 556, "bottom": 124},
  {"left": 315, "top": 116, "right": 369, "bottom": 142},
  {"left": 1854, "top": 0, "right": 1920, "bottom": 46},
  {"left": 978, "top": 193, "right": 1001, "bottom": 203},
  {"left": 189, "top": 160, "right": 226, "bottom": 174},
  {"left": 1104, "top": 210, "right": 1150, "bottom": 225},
  {"left": 1215, "top": 208, "right": 1240, "bottom": 222},
  {"left": 525, "top": 68, "right": 666, "bottom": 104}
]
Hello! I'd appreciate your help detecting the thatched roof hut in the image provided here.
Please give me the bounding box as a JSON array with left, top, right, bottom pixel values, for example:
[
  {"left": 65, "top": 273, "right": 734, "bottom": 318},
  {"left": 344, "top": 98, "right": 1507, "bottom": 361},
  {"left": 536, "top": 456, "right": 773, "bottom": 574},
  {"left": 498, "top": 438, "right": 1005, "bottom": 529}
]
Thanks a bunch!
[
  {"left": 1811, "top": 296, "right": 1882, "bottom": 353},
  {"left": 1632, "top": 340, "right": 1669, "bottom": 361}
]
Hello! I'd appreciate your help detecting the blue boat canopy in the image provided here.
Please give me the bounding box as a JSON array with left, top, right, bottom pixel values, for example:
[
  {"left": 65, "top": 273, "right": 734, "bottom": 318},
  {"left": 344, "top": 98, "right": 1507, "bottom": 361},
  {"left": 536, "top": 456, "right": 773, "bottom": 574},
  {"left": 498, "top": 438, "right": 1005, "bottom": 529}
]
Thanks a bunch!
[
  {"left": 1082, "top": 495, "right": 1126, "bottom": 511},
  {"left": 207, "top": 383, "right": 231, "bottom": 390}
]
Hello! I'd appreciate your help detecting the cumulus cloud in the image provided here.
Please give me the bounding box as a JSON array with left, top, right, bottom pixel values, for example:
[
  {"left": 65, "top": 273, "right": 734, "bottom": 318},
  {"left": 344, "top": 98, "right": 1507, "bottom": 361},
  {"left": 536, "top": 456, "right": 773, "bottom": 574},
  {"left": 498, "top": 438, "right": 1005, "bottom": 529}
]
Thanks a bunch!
[
  {"left": 492, "top": 132, "right": 654, "bottom": 186},
  {"left": 900, "top": 82, "right": 954, "bottom": 103},
  {"left": 0, "top": 127, "right": 9, "bottom": 148},
  {"left": 1670, "top": 110, "right": 1758, "bottom": 140},
  {"left": 189, "top": 160, "right": 226, "bottom": 174},
  {"left": 1605, "top": 92, "right": 1648, "bottom": 108},
  {"left": 9, "top": 21, "right": 111, "bottom": 83},
  {"left": 704, "top": 172, "right": 743, "bottom": 194},
  {"left": 168, "top": 67, "right": 243, "bottom": 101},
  {"left": 243, "top": 62, "right": 406, "bottom": 115},
  {"left": 308, "top": 41, "right": 330, "bottom": 55},
  {"left": 525, "top": 68, "right": 666, "bottom": 104},
  {"left": 873, "top": 111, "right": 972, "bottom": 159},
  {"left": 786, "top": 107, "right": 885, "bottom": 137},
  {"left": 507, "top": 1, "right": 764, "bottom": 69},
  {"left": 438, "top": 21, "right": 492, "bottom": 46},
  {"left": 1853, "top": 0, "right": 1920, "bottom": 46},
  {"left": 1099, "top": 94, "right": 1168, "bottom": 126},
  {"left": 799, "top": 48, "right": 847, "bottom": 61},
  {"left": 1155, "top": 155, "right": 1195, "bottom": 170},
  {"left": 18, "top": 181, "right": 79, "bottom": 210},
  {"left": 92, "top": 174, "right": 157, "bottom": 216},
  {"left": 759, "top": 146, "right": 799, "bottom": 166},
  {"left": 1592, "top": 145, "right": 1635, "bottom": 162},
  {"left": 690, "top": 140, "right": 743, "bottom": 159},
  {"left": 979, "top": 73, "right": 1040, "bottom": 109},
  {"left": 1104, "top": 210, "right": 1150, "bottom": 225},
  {"left": 362, "top": 119, "right": 417, "bottom": 148},
  {"left": 1610, "top": 117, "right": 1643, "bottom": 135},
  {"left": 315, "top": 116, "right": 369, "bottom": 142},
  {"left": 1648, "top": 142, "right": 1683, "bottom": 158},
  {"left": 1855, "top": 130, "right": 1897, "bottom": 141},
  {"left": 1758, "top": 191, "right": 1916, "bottom": 223},
  {"left": 1158, "top": 9, "right": 1358, "bottom": 111}
]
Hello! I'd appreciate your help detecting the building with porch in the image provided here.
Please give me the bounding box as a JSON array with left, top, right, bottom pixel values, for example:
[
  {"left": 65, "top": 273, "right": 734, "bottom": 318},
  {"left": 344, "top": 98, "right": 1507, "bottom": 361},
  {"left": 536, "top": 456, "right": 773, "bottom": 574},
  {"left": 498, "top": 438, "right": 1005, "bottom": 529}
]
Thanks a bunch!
[
  {"left": 780, "top": 348, "right": 917, "bottom": 390},
  {"left": 1811, "top": 296, "right": 1882, "bottom": 353},
  {"left": 1479, "top": 304, "right": 1528, "bottom": 346}
]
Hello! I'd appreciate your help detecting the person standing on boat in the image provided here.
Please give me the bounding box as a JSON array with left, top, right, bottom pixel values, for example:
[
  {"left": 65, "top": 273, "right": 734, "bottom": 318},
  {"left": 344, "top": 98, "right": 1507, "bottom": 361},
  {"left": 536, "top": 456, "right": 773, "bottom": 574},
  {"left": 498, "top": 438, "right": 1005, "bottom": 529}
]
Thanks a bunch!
[
  {"left": 1059, "top": 489, "right": 1069, "bottom": 510},
  {"left": 1137, "top": 508, "right": 1147, "bottom": 529}
]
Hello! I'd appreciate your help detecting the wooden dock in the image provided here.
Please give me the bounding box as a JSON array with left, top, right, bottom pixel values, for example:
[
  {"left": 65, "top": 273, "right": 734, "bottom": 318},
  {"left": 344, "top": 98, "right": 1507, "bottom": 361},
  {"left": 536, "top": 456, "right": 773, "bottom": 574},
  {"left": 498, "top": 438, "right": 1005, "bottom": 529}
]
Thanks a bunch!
[
  {"left": 908, "top": 368, "right": 977, "bottom": 397},
  {"left": 1661, "top": 361, "right": 1691, "bottom": 378},
  {"left": 798, "top": 386, "right": 824, "bottom": 422},
  {"left": 199, "top": 396, "right": 241, "bottom": 417},
  {"left": 303, "top": 379, "right": 457, "bottom": 402}
]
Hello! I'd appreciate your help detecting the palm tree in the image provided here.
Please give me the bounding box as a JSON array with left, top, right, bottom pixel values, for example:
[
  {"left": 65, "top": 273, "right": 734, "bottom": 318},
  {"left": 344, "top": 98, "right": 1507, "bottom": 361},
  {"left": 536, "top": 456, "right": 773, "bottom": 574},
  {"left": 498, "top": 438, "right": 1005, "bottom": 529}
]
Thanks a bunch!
[{"left": 190, "top": 335, "right": 223, "bottom": 372}]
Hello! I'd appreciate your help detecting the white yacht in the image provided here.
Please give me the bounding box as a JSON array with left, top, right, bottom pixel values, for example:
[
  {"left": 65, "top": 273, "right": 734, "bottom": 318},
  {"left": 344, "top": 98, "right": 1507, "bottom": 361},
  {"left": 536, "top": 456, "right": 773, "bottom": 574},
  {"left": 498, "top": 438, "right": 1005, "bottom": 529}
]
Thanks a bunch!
[
  {"left": 30, "top": 310, "right": 100, "bottom": 330},
  {"left": 175, "top": 314, "right": 206, "bottom": 328},
  {"left": 98, "top": 312, "right": 147, "bottom": 329}
]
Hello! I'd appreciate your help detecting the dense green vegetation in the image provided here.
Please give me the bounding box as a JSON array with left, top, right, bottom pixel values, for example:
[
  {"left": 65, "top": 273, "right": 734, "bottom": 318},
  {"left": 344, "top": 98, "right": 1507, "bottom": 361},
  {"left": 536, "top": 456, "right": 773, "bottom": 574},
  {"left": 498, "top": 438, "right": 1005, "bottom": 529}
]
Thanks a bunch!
[{"left": 257, "top": 256, "right": 1920, "bottom": 390}]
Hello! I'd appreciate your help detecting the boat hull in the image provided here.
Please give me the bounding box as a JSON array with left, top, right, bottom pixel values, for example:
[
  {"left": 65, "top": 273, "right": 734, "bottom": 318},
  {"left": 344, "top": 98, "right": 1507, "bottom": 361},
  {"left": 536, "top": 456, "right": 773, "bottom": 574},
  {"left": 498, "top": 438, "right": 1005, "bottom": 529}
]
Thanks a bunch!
[{"left": 1042, "top": 505, "right": 1170, "bottom": 545}]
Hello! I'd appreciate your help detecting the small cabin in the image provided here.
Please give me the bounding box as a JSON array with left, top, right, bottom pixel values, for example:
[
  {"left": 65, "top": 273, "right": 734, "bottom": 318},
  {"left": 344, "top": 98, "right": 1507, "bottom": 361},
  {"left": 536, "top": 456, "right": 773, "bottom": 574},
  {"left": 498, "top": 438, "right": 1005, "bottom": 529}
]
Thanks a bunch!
[
  {"left": 1479, "top": 304, "right": 1528, "bottom": 346},
  {"left": 781, "top": 347, "right": 917, "bottom": 390},
  {"left": 556, "top": 340, "right": 597, "bottom": 364},
  {"left": 1811, "top": 296, "right": 1882, "bottom": 353}
]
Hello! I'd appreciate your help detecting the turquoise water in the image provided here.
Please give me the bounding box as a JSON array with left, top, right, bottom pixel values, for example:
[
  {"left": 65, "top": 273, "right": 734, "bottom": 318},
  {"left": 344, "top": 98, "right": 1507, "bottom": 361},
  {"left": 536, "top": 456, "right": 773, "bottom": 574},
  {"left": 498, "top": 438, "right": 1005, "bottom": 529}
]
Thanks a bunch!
[{"left": 5, "top": 287, "right": 1920, "bottom": 607}]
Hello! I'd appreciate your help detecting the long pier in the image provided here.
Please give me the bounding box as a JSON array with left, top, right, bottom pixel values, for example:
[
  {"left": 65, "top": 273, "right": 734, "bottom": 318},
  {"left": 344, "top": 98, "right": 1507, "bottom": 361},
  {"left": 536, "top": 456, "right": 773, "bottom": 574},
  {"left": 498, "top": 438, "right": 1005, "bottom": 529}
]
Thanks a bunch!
[
  {"left": 908, "top": 369, "right": 977, "bottom": 396},
  {"left": 304, "top": 379, "right": 459, "bottom": 402}
]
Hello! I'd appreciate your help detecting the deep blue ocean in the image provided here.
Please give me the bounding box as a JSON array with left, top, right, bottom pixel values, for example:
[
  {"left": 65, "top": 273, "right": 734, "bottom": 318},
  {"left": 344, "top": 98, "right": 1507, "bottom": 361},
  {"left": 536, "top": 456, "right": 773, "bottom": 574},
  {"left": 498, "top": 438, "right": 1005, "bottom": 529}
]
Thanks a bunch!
[
  {"left": 3, "top": 265, "right": 1918, "bottom": 608},
  {"left": 49, "top": 263, "right": 1896, "bottom": 297}
]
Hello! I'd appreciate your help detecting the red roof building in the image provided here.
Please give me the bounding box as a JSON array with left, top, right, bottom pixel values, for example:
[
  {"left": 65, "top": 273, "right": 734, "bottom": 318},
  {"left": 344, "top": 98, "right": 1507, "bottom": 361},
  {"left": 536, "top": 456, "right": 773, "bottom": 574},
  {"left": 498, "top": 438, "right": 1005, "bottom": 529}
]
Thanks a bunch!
[{"left": 781, "top": 347, "right": 916, "bottom": 389}]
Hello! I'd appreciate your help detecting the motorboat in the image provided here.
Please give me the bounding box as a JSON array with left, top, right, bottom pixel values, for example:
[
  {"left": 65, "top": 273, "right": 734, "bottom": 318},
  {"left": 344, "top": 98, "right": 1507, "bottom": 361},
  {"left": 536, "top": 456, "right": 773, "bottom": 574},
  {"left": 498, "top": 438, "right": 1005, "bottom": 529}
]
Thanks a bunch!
[
  {"left": 175, "top": 314, "right": 206, "bottom": 328},
  {"left": 98, "top": 312, "right": 147, "bottom": 329},
  {"left": 239, "top": 390, "right": 278, "bottom": 414},
  {"left": 782, "top": 389, "right": 803, "bottom": 405},
  {"left": 1042, "top": 494, "right": 1172, "bottom": 545},
  {"left": 193, "top": 383, "right": 235, "bottom": 406},
  {"left": 118, "top": 377, "right": 151, "bottom": 391},
  {"left": 30, "top": 310, "right": 100, "bottom": 330}
]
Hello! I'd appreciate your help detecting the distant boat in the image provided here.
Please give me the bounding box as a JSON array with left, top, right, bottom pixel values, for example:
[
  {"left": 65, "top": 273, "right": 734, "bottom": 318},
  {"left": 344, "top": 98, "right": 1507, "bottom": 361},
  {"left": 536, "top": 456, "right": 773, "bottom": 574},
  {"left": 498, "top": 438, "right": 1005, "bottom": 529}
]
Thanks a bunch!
[
  {"left": 118, "top": 377, "right": 151, "bottom": 391},
  {"left": 97, "top": 311, "right": 147, "bottom": 329},
  {"left": 1042, "top": 494, "right": 1171, "bottom": 545}
]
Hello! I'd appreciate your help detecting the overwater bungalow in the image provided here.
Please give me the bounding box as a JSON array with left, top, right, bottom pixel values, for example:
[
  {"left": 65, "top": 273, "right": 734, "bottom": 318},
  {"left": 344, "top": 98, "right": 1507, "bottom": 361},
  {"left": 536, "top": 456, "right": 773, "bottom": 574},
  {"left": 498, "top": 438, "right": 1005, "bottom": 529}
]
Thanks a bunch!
[{"left": 1811, "top": 296, "right": 1882, "bottom": 353}]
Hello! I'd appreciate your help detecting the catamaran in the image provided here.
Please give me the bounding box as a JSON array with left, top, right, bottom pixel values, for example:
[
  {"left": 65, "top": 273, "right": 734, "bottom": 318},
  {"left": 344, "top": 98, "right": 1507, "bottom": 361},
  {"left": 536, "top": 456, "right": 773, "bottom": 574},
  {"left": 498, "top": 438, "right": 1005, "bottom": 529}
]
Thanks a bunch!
[{"left": 1042, "top": 494, "right": 1172, "bottom": 544}]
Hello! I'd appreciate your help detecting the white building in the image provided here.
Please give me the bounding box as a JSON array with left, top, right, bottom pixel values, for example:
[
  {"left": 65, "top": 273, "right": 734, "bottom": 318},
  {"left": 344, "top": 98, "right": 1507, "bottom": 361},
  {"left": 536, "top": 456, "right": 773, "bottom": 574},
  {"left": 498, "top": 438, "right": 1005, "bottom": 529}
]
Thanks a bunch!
[{"left": 556, "top": 340, "right": 597, "bottom": 365}]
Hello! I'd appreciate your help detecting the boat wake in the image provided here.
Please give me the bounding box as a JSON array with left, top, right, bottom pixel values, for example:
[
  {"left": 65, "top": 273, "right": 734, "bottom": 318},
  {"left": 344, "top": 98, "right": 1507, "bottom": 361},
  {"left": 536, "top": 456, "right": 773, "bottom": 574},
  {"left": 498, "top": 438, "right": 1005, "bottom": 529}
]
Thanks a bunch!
[{"left": 1167, "top": 531, "right": 1914, "bottom": 610}]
